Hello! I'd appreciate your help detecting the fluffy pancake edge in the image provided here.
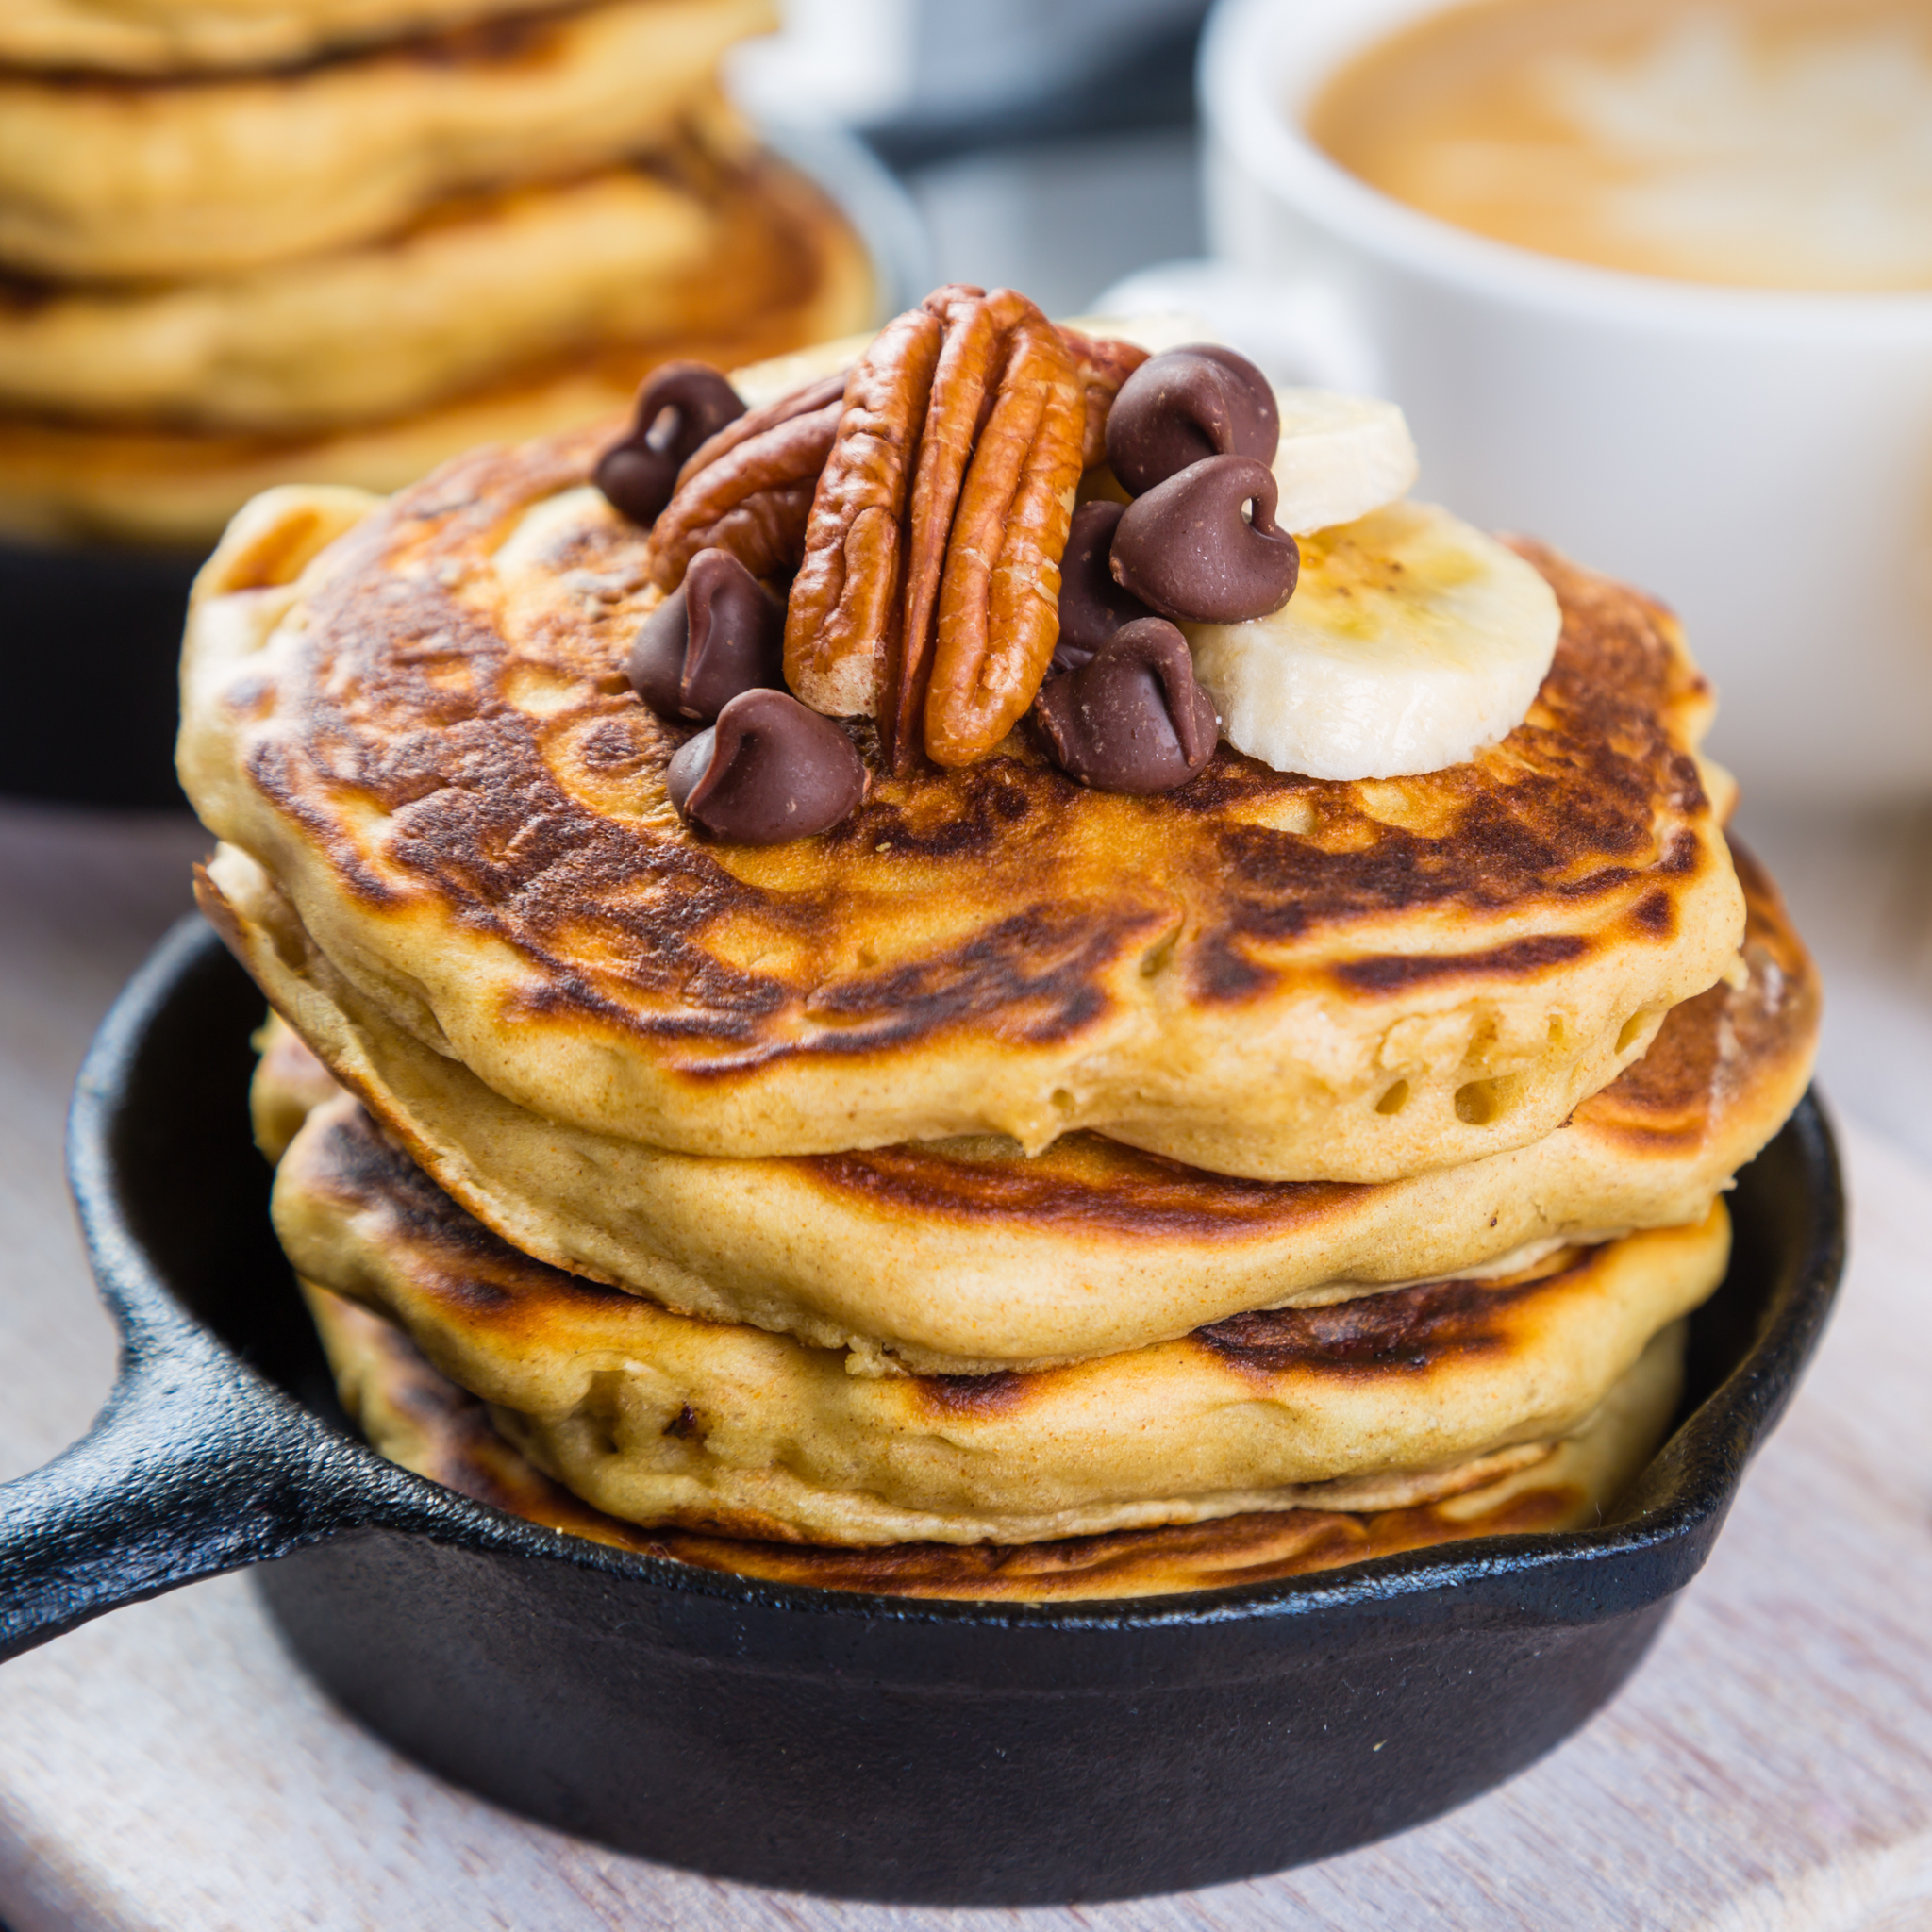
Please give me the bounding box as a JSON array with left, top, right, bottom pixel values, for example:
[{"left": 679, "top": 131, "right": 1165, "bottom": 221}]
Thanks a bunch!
[
  {"left": 302, "top": 1278, "right": 1687, "bottom": 1598},
  {"left": 271, "top": 1077, "right": 1728, "bottom": 1545},
  {"left": 221, "top": 826, "right": 1807, "bottom": 1372}
]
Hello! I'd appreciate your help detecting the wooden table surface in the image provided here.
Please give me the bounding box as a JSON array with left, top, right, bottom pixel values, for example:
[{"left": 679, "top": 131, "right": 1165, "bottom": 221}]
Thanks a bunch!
[{"left": 1, "top": 796, "right": 1929, "bottom": 1932}]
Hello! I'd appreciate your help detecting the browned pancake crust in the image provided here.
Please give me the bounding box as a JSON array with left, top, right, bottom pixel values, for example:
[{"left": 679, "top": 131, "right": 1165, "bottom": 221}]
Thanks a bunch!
[
  {"left": 322, "top": 1289, "right": 1605, "bottom": 1600},
  {"left": 228, "top": 831, "right": 1796, "bottom": 1369},
  {"left": 786, "top": 836, "right": 1810, "bottom": 1240},
  {"left": 645, "top": 1490, "right": 1591, "bottom": 1601},
  {"left": 1584, "top": 840, "right": 1810, "bottom": 1149},
  {"left": 197, "top": 465, "right": 1732, "bottom": 1176},
  {"left": 310, "top": 1089, "right": 1595, "bottom": 1391},
  {"left": 244, "top": 513, "right": 1709, "bottom": 1055},
  {"left": 279, "top": 1081, "right": 1718, "bottom": 1549}
]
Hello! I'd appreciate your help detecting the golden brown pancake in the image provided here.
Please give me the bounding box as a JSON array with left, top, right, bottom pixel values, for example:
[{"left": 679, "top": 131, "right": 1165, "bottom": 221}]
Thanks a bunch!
[
  {"left": 250, "top": 1013, "right": 341, "bottom": 1159},
  {"left": 0, "top": 0, "right": 774, "bottom": 280},
  {"left": 179, "top": 432, "right": 1744, "bottom": 1184},
  {"left": 235, "top": 838, "right": 1811, "bottom": 1371},
  {"left": 272, "top": 1080, "right": 1726, "bottom": 1544},
  {"left": 0, "top": 164, "right": 728, "bottom": 434},
  {"left": 0, "top": 0, "right": 580, "bottom": 75},
  {"left": 303, "top": 1281, "right": 1686, "bottom": 1600},
  {"left": 0, "top": 147, "right": 872, "bottom": 545}
]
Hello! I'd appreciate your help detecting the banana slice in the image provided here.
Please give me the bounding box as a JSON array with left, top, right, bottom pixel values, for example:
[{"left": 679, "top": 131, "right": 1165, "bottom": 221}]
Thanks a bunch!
[
  {"left": 1272, "top": 389, "right": 1419, "bottom": 536},
  {"left": 1183, "top": 500, "right": 1561, "bottom": 781}
]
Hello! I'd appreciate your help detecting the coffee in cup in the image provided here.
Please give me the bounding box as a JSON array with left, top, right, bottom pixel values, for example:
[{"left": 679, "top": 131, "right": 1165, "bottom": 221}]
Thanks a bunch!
[
  {"left": 1307, "top": 0, "right": 1932, "bottom": 292},
  {"left": 1194, "top": 0, "right": 1932, "bottom": 803}
]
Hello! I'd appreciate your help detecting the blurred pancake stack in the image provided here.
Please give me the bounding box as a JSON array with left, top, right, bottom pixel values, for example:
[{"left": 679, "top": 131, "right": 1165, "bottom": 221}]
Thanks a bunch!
[
  {"left": 177, "top": 298, "right": 1821, "bottom": 1602},
  {"left": 0, "top": 0, "right": 875, "bottom": 546},
  {"left": 0, "top": 0, "right": 884, "bottom": 803}
]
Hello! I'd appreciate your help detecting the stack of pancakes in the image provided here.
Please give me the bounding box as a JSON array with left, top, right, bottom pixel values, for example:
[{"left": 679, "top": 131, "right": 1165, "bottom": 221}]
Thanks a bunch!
[
  {"left": 0, "top": 0, "right": 872, "bottom": 548},
  {"left": 178, "top": 415, "right": 1819, "bottom": 1602}
]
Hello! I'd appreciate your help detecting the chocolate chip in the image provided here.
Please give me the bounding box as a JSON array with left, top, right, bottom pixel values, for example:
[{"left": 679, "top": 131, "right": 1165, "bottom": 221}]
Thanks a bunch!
[
  {"left": 595, "top": 362, "right": 746, "bottom": 526},
  {"left": 1104, "top": 345, "right": 1279, "bottom": 496},
  {"left": 1109, "top": 455, "right": 1299, "bottom": 625},
  {"left": 627, "top": 549, "right": 784, "bottom": 722},
  {"left": 1054, "top": 500, "right": 1151, "bottom": 672},
  {"left": 665, "top": 689, "right": 865, "bottom": 843},
  {"left": 1034, "top": 617, "right": 1220, "bottom": 794}
]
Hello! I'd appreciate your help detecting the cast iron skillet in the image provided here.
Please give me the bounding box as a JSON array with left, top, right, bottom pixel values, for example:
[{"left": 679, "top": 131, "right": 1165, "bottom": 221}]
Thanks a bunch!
[{"left": 0, "top": 917, "right": 1844, "bottom": 1904}]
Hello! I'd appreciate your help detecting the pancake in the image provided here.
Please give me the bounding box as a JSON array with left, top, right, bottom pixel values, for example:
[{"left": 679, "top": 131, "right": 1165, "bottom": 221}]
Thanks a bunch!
[
  {"left": 275, "top": 1082, "right": 1721, "bottom": 1544},
  {"left": 0, "top": 0, "right": 579, "bottom": 75},
  {"left": 2, "top": 0, "right": 587, "bottom": 74},
  {"left": 250, "top": 1011, "right": 341, "bottom": 1159},
  {"left": 0, "top": 0, "right": 774, "bottom": 280},
  {"left": 179, "top": 439, "right": 1746, "bottom": 1185},
  {"left": 234, "top": 837, "right": 1812, "bottom": 1371},
  {"left": 0, "top": 165, "right": 727, "bottom": 433},
  {"left": 0, "top": 148, "right": 873, "bottom": 545},
  {"left": 303, "top": 1280, "right": 1686, "bottom": 1600}
]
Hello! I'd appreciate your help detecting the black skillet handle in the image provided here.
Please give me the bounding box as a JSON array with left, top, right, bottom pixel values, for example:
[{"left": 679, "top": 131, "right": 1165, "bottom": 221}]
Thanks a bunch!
[{"left": 0, "top": 1314, "right": 353, "bottom": 1663}]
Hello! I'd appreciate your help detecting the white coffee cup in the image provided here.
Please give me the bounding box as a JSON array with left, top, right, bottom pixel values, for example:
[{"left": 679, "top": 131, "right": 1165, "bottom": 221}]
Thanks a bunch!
[{"left": 1185, "top": 0, "right": 1932, "bottom": 806}]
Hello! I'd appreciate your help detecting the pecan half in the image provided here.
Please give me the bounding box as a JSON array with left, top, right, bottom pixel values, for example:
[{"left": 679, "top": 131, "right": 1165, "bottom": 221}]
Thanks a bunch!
[
  {"left": 782, "top": 307, "right": 943, "bottom": 717},
  {"left": 786, "top": 285, "right": 1091, "bottom": 771},
  {"left": 882, "top": 284, "right": 1036, "bottom": 768},
  {"left": 1061, "top": 326, "right": 1151, "bottom": 467},
  {"left": 646, "top": 371, "right": 848, "bottom": 591},
  {"left": 924, "top": 309, "right": 1087, "bottom": 767}
]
